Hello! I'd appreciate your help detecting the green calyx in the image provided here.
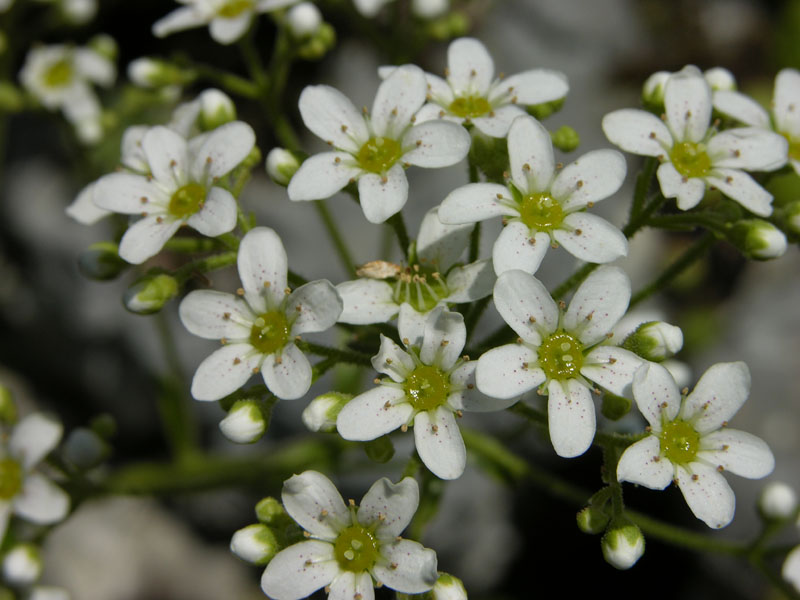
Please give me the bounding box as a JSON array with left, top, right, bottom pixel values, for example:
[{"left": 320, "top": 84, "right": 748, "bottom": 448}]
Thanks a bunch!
[
  {"left": 404, "top": 365, "right": 450, "bottom": 411},
  {"left": 249, "top": 311, "right": 290, "bottom": 355},
  {"left": 43, "top": 58, "right": 74, "bottom": 88},
  {"left": 518, "top": 192, "right": 565, "bottom": 232},
  {"left": 357, "top": 137, "right": 402, "bottom": 174},
  {"left": 0, "top": 458, "right": 22, "bottom": 500},
  {"left": 659, "top": 419, "right": 701, "bottom": 465},
  {"left": 168, "top": 183, "right": 207, "bottom": 219},
  {"left": 449, "top": 95, "right": 491, "bottom": 119},
  {"left": 217, "top": 0, "right": 253, "bottom": 18},
  {"left": 669, "top": 141, "right": 712, "bottom": 179},
  {"left": 333, "top": 524, "right": 380, "bottom": 573},
  {"left": 538, "top": 332, "right": 584, "bottom": 380}
]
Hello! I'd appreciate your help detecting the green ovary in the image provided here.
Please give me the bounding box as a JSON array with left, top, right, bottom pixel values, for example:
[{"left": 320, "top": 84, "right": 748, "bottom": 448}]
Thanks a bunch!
[
  {"left": 249, "top": 311, "right": 290, "bottom": 355},
  {"left": 217, "top": 0, "right": 253, "bottom": 17},
  {"left": 334, "top": 525, "right": 380, "bottom": 573},
  {"left": 404, "top": 365, "right": 450, "bottom": 411},
  {"left": 168, "top": 183, "right": 207, "bottom": 219},
  {"left": 449, "top": 95, "right": 491, "bottom": 119},
  {"left": 43, "top": 59, "right": 73, "bottom": 88},
  {"left": 357, "top": 137, "right": 402, "bottom": 174},
  {"left": 518, "top": 193, "right": 564, "bottom": 231},
  {"left": 538, "top": 332, "right": 584, "bottom": 380},
  {"left": 670, "top": 142, "right": 712, "bottom": 179},
  {"left": 659, "top": 420, "right": 701, "bottom": 465},
  {"left": 0, "top": 458, "right": 22, "bottom": 500}
]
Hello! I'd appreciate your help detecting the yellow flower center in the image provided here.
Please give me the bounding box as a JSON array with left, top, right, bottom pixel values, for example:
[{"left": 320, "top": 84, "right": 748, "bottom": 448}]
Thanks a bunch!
[
  {"left": 357, "top": 137, "right": 402, "bottom": 174},
  {"left": 249, "top": 311, "right": 290, "bottom": 355},
  {"left": 670, "top": 141, "right": 712, "bottom": 179},
  {"left": 659, "top": 420, "right": 701, "bottom": 465},
  {"left": 404, "top": 365, "right": 450, "bottom": 411},
  {"left": 334, "top": 525, "right": 380, "bottom": 573},
  {"left": 168, "top": 183, "right": 207, "bottom": 219},
  {"left": 448, "top": 95, "right": 491, "bottom": 119},
  {"left": 538, "top": 332, "right": 584, "bottom": 380},
  {"left": 0, "top": 458, "right": 23, "bottom": 500},
  {"left": 518, "top": 193, "right": 564, "bottom": 232},
  {"left": 43, "top": 58, "right": 73, "bottom": 88}
]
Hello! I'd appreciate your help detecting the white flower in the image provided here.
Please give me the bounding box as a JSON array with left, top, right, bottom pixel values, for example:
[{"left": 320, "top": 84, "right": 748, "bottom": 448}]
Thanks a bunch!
[
  {"left": 0, "top": 414, "right": 70, "bottom": 538},
  {"left": 2, "top": 544, "right": 41, "bottom": 586},
  {"left": 337, "top": 308, "right": 507, "bottom": 480},
  {"left": 759, "top": 481, "right": 797, "bottom": 520},
  {"left": 179, "top": 227, "right": 342, "bottom": 401},
  {"left": 219, "top": 400, "right": 266, "bottom": 443},
  {"left": 402, "top": 37, "right": 568, "bottom": 138},
  {"left": 603, "top": 65, "right": 788, "bottom": 217},
  {"left": 287, "top": 65, "right": 470, "bottom": 224},
  {"left": 714, "top": 68, "right": 800, "bottom": 176},
  {"left": 19, "top": 43, "right": 115, "bottom": 144},
  {"left": 440, "top": 115, "right": 628, "bottom": 276},
  {"left": 261, "top": 470, "right": 438, "bottom": 600},
  {"left": 475, "top": 267, "right": 643, "bottom": 458},
  {"left": 92, "top": 121, "right": 254, "bottom": 264},
  {"left": 336, "top": 206, "right": 494, "bottom": 329},
  {"left": 286, "top": 2, "right": 321, "bottom": 37},
  {"left": 153, "top": 0, "right": 298, "bottom": 45},
  {"left": 617, "top": 362, "right": 774, "bottom": 529}
]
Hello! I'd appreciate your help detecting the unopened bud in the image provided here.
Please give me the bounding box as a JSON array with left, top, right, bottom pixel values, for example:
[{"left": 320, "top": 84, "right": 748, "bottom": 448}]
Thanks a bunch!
[
  {"left": 255, "top": 497, "right": 286, "bottom": 525},
  {"left": 63, "top": 427, "right": 109, "bottom": 469},
  {"left": 127, "top": 58, "right": 184, "bottom": 88},
  {"left": 577, "top": 505, "right": 611, "bottom": 534},
  {"left": 302, "top": 392, "right": 350, "bottom": 432},
  {"left": 295, "top": 22, "right": 336, "bottom": 60},
  {"left": 287, "top": 2, "right": 322, "bottom": 38},
  {"left": 219, "top": 399, "right": 267, "bottom": 444},
  {"left": 600, "top": 392, "right": 632, "bottom": 421},
  {"left": 412, "top": 0, "right": 448, "bottom": 19},
  {"left": 527, "top": 97, "right": 564, "bottom": 120},
  {"left": 123, "top": 273, "right": 179, "bottom": 314},
  {"left": 78, "top": 242, "right": 128, "bottom": 281},
  {"left": 87, "top": 34, "right": 116, "bottom": 62},
  {"left": 759, "top": 481, "right": 797, "bottom": 520},
  {"left": 704, "top": 67, "right": 736, "bottom": 92},
  {"left": 622, "top": 321, "right": 683, "bottom": 361},
  {"left": 2, "top": 544, "right": 42, "bottom": 586},
  {"left": 728, "top": 219, "right": 788, "bottom": 260},
  {"left": 266, "top": 148, "right": 301, "bottom": 186},
  {"left": 0, "top": 384, "right": 16, "bottom": 424},
  {"left": 398, "top": 572, "right": 467, "bottom": 600},
  {"left": 198, "top": 89, "right": 237, "bottom": 131},
  {"left": 364, "top": 435, "right": 395, "bottom": 463},
  {"left": 642, "top": 71, "right": 670, "bottom": 111},
  {"left": 601, "top": 519, "right": 645, "bottom": 570},
  {"left": 551, "top": 125, "right": 579, "bottom": 152},
  {"left": 63, "top": 0, "right": 98, "bottom": 24},
  {"left": 427, "top": 11, "right": 469, "bottom": 40},
  {"left": 230, "top": 524, "right": 278, "bottom": 565}
]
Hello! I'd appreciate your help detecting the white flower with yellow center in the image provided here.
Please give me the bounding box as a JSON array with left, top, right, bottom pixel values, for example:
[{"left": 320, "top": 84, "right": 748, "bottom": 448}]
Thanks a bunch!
[
  {"left": 153, "top": 0, "right": 298, "bottom": 45},
  {"left": 440, "top": 115, "right": 628, "bottom": 275},
  {"left": 476, "top": 267, "right": 642, "bottom": 458},
  {"left": 602, "top": 65, "right": 788, "bottom": 217},
  {"left": 261, "top": 470, "right": 438, "bottom": 600},
  {"left": 287, "top": 65, "right": 471, "bottom": 224},
  {"left": 92, "top": 121, "right": 255, "bottom": 264},
  {"left": 617, "top": 362, "right": 774, "bottom": 529},
  {"left": 179, "top": 227, "right": 342, "bottom": 401}
]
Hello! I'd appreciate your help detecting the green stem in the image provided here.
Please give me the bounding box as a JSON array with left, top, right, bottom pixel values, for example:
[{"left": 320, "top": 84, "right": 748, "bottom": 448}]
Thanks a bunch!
[
  {"left": 297, "top": 341, "right": 373, "bottom": 367},
  {"left": 184, "top": 62, "right": 260, "bottom": 99},
  {"left": 163, "top": 237, "right": 220, "bottom": 253},
  {"left": 174, "top": 251, "right": 237, "bottom": 284},
  {"left": 314, "top": 200, "right": 358, "bottom": 278},
  {"left": 387, "top": 212, "right": 410, "bottom": 260},
  {"left": 629, "top": 157, "right": 657, "bottom": 221}
]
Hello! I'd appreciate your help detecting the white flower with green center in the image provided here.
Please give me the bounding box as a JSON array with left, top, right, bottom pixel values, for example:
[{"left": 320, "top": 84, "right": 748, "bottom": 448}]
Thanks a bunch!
[
  {"left": 617, "top": 362, "right": 774, "bottom": 529},
  {"left": 261, "top": 470, "right": 438, "bottom": 600},
  {"left": 402, "top": 37, "right": 568, "bottom": 138},
  {"left": 0, "top": 414, "right": 70, "bottom": 540},
  {"left": 439, "top": 115, "right": 628, "bottom": 276},
  {"left": 179, "top": 227, "right": 342, "bottom": 401},
  {"left": 337, "top": 308, "right": 507, "bottom": 480},
  {"left": 287, "top": 65, "right": 471, "bottom": 224},
  {"left": 602, "top": 65, "right": 788, "bottom": 217},
  {"left": 714, "top": 68, "right": 800, "bottom": 176},
  {"left": 153, "top": 0, "right": 298, "bottom": 45},
  {"left": 476, "top": 267, "right": 643, "bottom": 458},
  {"left": 19, "top": 43, "right": 115, "bottom": 144},
  {"left": 92, "top": 121, "right": 254, "bottom": 264},
  {"left": 336, "top": 207, "right": 494, "bottom": 330}
]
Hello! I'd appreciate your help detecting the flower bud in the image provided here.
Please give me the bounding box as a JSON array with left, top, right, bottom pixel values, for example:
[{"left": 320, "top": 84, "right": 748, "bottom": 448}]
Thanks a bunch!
[
  {"left": 63, "top": 427, "right": 109, "bottom": 469},
  {"left": 704, "top": 67, "right": 736, "bottom": 92},
  {"left": 295, "top": 22, "right": 336, "bottom": 60},
  {"left": 601, "top": 520, "right": 644, "bottom": 569},
  {"left": 78, "top": 242, "right": 128, "bottom": 281},
  {"left": 230, "top": 523, "right": 278, "bottom": 565},
  {"left": 397, "top": 572, "right": 466, "bottom": 600},
  {"left": 527, "top": 97, "right": 565, "bottom": 120},
  {"left": 427, "top": 11, "right": 469, "bottom": 40},
  {"left": 87, "top": 34, "right": 116, "bottom": 62},
  {"left": 287, "top": 2, "right": 322, "bottom": 38},
  {"left": 198, "top": 89, "right": 237, "bottom": 131},
  {"left": 266, "top": 148, "right": 301, "bottom": 186},
  {"left": 255, "top": 497, "right": 286, "bottom": 525},
  {"left": 622, "top": 321, "right": 683, "bottom": 361},
  {"left": 301, "top": 392, "right": 350, "bottom": 433},
  {"left": 219, "top": 400, "right": 267, "bottom": 444},
  {"left": 600, "top": 392, "right": 632, "bottom": 421},
  {"left": 64, "top": 0, "right": 98, "bottom": 24},
  {"left": 412, "top": 0, "right": 448, "bottom": 19},
  {"left": 127, "top": 58, "right": 185, "bottom": 88},
  {"left": 728, "top": 219, "right": 788, "bottom": 260},
  {"left": 551, "top": 125, "right": 580, "bottom": 152},
  {"left": 759, "top": 481, "right": 797, "bottom": 520},
  {"left": 123, "top": 273, "right": 179, "bottom": 314},
  {"left": 364, "top": 435, "right": 395, "bottom": 463},
  {"left": 0, "top": 383, "right": 17, "bottom": 424},
  {"left": 642, "top": 71, "right": 670, "bottom": 110},
  {"left": 577, "top": 505, "right": 610, "bottom": 534},
  {"left": 2, "top": 544, "right": 42, "bottom": 586}
]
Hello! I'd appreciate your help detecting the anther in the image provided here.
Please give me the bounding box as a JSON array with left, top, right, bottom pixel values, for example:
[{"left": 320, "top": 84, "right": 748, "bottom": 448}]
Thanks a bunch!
[
  {"left": 349, "top": 498, "right": 356, "bottom": 506},
  {"left": 575, "top": 229, "right": 582, "bottom": 235},
  {"left": 402, "top": 337, "right": 409, "bottom": 345},
  {"left": 156, "top": 217, "right": 163, "bottom": 224},
  {"left": 223, "top": 312, "right": 231, "bottom": 320},
  {"left": 431, "top": 424, "right": 439, "bottom": 433},
  {"left": 645, "top": 426, "right": 652, "bottom": 432},
  {"left": 320, "top": 509, "right": 328, "bottom": 517},
  {"left": 170, "top": 159, "right": 177, "bottom": 167},
  {"left": 381, "top": 176, "right": 388, "bottom": 184},
  {"left": 140, "top": 196, "right": 148, "bottom": 204},
  {"left": 717, "top": 465, "right": 725, "bottom": 472},
  {"left": 466, "top": 383, "right": 474, "bottom": 390},
  {"left": 529, "top": 316, "right": 536, "bottom": 323},
  {"left": 220, "top": 337, "right": 227, "bottom": 345},
  {"left": 341, "top": 125, "right": 348, "bottom": 132},
  {"left": 722, "top": 420, "right": 728, "bottom": 427},
  {"left": 416, "top": 140, "right": 422, "bottom": 147},
  {"left": 334, "top": 157, "right": 341, "bottom": 164},
  {"left": 523, "top": 163, "right": 531, "bottom": 171},
  {"left": 726, "top": 176, "right": 733, "bottom": 184},
  {"left": 576, "top": 180, "right": 584, "bottom": 188},
  {"left": 608, "top": 358, "right": 617, "bottom": 365},
  {"left": 441, "top": 340, "right": 450, "bottom": 347},
  {"left": 275, "top": 357, "right": 283, "bottom": 365},
  {"left": 496, "top": 193, "right": 503, "bottom": 200},
  {"left": 722, "top": 444, "right": 729, "bottom": 451},
  {"left": 233, "top": 357, "right": 241, "bottom": 365},
  {"left": 252, "top": 367, "right": 260, "bottom": 374},
  {"left": 733, "top": 149, "right": 740, "bottom": 157},
  {"left": 385, "top": 358, "right": 393, "bottom": 364},
  {"left": 384, "top": 401, "right": 391, "bottom": 409},
  {"left": 284, "top": 287, "right": 291, "bottom": 295},
  {"left": 401, "top": 424, "right": 408, "bottom": 432},
  {"left": 649, "top": 132, "right": 656, "bottom": 139},
  {"left": 691, "top": 474, "right": 699, "bottom": 481},
  {"left": 236, "top": 288, "right": 245, "bottom": 296},
  {"left": 374, "top": 378, "right": 381, "bottom": 384},
  {"left": 391, "top": 107, "right": 398, "bottom": 116}
]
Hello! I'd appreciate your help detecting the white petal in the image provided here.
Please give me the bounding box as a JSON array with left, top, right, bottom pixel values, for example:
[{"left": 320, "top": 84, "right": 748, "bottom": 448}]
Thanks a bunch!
[
  {"left": 358, "top": 164, "right": 408, "bottom": 224},
  {"left": 564, "top": 265, "right": 630, "bottom": 346},
  {"left": 10, "top": 413, "right": 62, "bottom": 470},
  {"left": 424, "top": 73, "right": 453, "bottom": 104},
  {"left": 12, "top": 473, "right": 69, "bottom": 524},
  {"left": 657, "top": 162, "right": 706, "bottom": 210},
  {"left": 447, "top": 37, "right": 494, "bottom": 97},
  {"left": 554, "top": 213, "right": 627, "bottom": 264},
  {"left": 287, "top": 280, "right": 342, "bottom": 334},
  {"left": 120, "top": 125, "right": 150, "bottom": 172},
  {"left": 699, "top": 429, "right": 774, "bottom": 479},
  {"left": 337, "top": 279, "right": 397, "bottom": 324},
  {"left": 371, "top": 65, "right": 426, "bottom": 139},
  {"left": 74, "top": 49, "right": 115, "bottom": 86},
  {"left": 602, "top": 109, "right": 671, "bottom": 156},
  {"left": 547, "top": 379, "right": 595, "bottom": 458},
  {"left": 397, "top": 304, "right": 428, "bottom": 349},
  {"left": 492, "top": 269, "right": 558, "bottom": 343},
  {"left": 336, "top": 386, "right": 412, "bottom": 440},
  {"left": 298, "top": 85, "right": 369, "bottom": 153},
  {"left": 704, "top": 169, "right": 773, "bottom": 217},
  {"left": 712, "top": 90, "right": 770, "bottom": 128},
  {"left": 617, "top": 436, "right": 673, "bottom": 489},
  {"left": 492, "top": 223, "right": 550, "bottom": 276},
  {"left": 66, "top": 183, "right": 110, "bottom": 225},
  {"left": 508, "top": 115, "right": 554, "bottom": 193},
  {"left": 261, "top": 344, "right": 312, "bottom": 400},
  {"left": 492, "top": 69, "right": 569, "bottom": 105},
  {"left": 93, "top": 172, "right": 165, "bottom": 214},
  {"left": 281, "top": 471, "right": 348, "bottom": 539},
  {"left": 445, "top": 260, "right": 495, "bottom": 303},
  {"left": 186, "top": 186, "right": 237, "bottom": 236},
  {"left": 551, "top": 149, "right": 627, "bottom": 211},
  {"left": 416, "top": 207, "right": 471, "bottom": 271},
  {"left": 328, "top": 571, "right": 374, "bottom": 600},
  {"left": 709, "top": 128, "right": 788, "bottom": 171},
  {"left": 471, "top": 104, "right": 526, "bottom": 137},
  {"left": 664, "top": 68, "right": 712, "bottom": 143},
  {"left": 420, "top": 308, "right": 465, "bottom": 371},
  {"left": 581, "top": 346, "right": 643, "bottom": 397},
  {"left": 401, "top": 121, "right": 470, "bottom": 168},
  {"left": 438, "top": 183, "right": 513, "bottom": 224},
  {"left": 237, "top": 226, "right": 287, "bottom": 313},
  {"left": 179, "top": 290, "right": 252, "bottom": 340},
  {"left": 373, "top": 539, "right": 438, "bottom": 593},
  {"left": 675, "top": 462, "right": 735, "bottom": 528},
  {"left": 118, "top": 216, "right": 182, "bottom": 264},
  {"left": 260, "top": 541, "right": 338, "bottom": 600},
  {"left": 413, "top": 408, "right": 466, "bottom": 480},
  {"left": 152, "top": 7, "right": 207, "bottom": 38},
  {"left": 774, "top": 68, "right": 800, "bottom": 137},
  {"left": 191, "top": 121, "right": 256, "bottom": 179},
  {"left": 475, "top": 343, "right": 544, "bottom": 400},
  {"left": 288, "top": 152, "right": 362, "bottom": 201},
  {"left": 209, "top": 14, "right": 252, "bottom": 44},
  {"left": 190, "top": 344, "right": 260, "bottom": 401},
  {"left": 372, "top": 334, "right": 415, "bottom": 382},
  {"left": 142, "top": 126, "right": 189, "bottom": 189},
  {"left": 681, "top": 362, "right": 750, "bottom": 433},
  {"left": 358, "top": 477, "right": 419, "bottom": 538},
  {"left": 629, "top": 362, "right": 681, "bottom": 429}
]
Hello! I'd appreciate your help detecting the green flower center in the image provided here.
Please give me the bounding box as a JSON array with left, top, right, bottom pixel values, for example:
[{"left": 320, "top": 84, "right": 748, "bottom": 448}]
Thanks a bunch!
[
  {"left": 0, "top": 458, "right": 23, "bottom": 500},
  {"left": 538, "top": 332, "right": 584, "bottom": 380},
  {"left": 391, "top": 266, "right": 450, "bottom": 313},
  {"left": 217, "top": 0, "right": 253, "bottom": 18},
  {"left": 357, "top": 137, "right": 402, "bottom": 174},
  {"left": 334, "top": 525, "right": 380, "bottom": 573},
  {"left": 670, "top": 141, "right": 712, "bottom": 179},
  {"left": 43, "top": 58, "right": 73, "bottom": 88},
  {"left": 249, "top": 311, "right": 290, "bottom": 355},
  {"left": 518, "top": 193, "right": 564, "bottom": 231},
  {"left": 168, "top": 183, "right": 207, "bottom": 219},
  {"left": 448, "top": 95, "right": 491, "bottom": 119},
  {"left": 404, "top": 365, "right": 450, "bottom": 411},
  {"left": 659, "top": 420, "right": 700, "bottom": 465}
]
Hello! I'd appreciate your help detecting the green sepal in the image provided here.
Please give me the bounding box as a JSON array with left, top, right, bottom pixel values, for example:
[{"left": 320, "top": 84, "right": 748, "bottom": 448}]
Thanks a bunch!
[
  {"left": 527, "top": 97, "right": 565, "bottom": 120},
  {"left": 78, "top": 242, "right": 128, "bottom": 281}
]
